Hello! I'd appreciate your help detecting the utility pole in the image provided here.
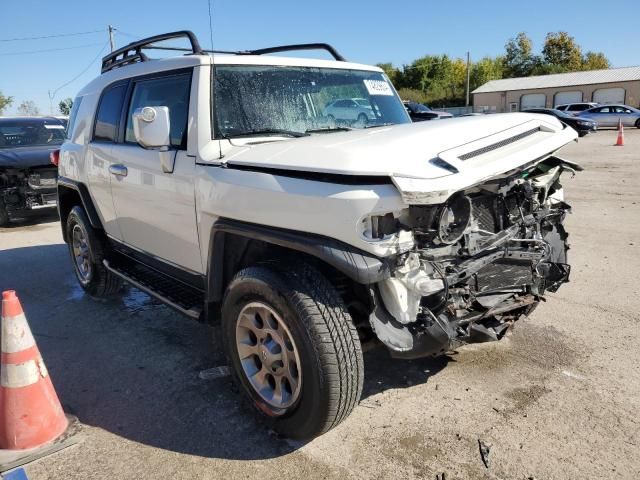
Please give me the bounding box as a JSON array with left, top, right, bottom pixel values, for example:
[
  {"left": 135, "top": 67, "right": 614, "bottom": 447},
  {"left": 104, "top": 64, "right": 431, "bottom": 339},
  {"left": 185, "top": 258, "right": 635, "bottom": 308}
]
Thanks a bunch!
[
  {"left": 465, "top": 51, "right": 471, "bottom": 108},
  {"left": 108, "top": 25, "right": 115, "bottom": 52}
]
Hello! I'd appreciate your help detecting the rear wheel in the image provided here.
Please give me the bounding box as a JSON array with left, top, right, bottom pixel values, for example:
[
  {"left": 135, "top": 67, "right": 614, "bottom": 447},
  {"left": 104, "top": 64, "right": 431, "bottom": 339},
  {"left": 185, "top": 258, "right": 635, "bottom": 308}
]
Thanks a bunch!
[
  {"left": 221, "top": 262, "right": 364, "bottom": 439},
  {"left": 66, "top": 206, "right": 121, "bottom": 296},
  {"left": 635, "top": 119, "right": 640, "bottom": 129}
]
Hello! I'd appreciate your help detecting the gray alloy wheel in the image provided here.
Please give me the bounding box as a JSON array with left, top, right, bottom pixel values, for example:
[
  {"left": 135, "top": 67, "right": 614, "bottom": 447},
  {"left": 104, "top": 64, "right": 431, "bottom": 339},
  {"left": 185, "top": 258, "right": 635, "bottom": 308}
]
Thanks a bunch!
[
  {"left": 71, "top": 223, "right": 92, "bottom": 283},
  {"left": 235, "top": 302, "right": 302, "bottom": 410}
]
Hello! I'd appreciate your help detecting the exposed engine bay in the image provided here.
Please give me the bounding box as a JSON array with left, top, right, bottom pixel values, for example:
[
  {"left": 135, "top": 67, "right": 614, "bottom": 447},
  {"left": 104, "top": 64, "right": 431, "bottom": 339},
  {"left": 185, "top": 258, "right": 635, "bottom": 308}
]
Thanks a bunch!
[
  {"left": 0, "top": 166, "right": 58, "bottom": 221},
  {"left": 370, "top": 156, "right": 581, "bottom": 359}
]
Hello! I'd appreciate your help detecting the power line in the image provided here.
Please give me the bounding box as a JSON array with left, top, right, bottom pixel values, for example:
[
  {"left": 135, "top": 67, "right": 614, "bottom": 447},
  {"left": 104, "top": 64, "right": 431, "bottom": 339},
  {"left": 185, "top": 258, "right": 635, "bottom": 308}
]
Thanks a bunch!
[
  {"left": 49, "top": 41, "right": 110, "bottom": 100},
  {"left": 0, "top": 29, "right": 103, "bottom": 42},
  {"left": 0, "top": 43, "right": 105, "bottom": 56}
]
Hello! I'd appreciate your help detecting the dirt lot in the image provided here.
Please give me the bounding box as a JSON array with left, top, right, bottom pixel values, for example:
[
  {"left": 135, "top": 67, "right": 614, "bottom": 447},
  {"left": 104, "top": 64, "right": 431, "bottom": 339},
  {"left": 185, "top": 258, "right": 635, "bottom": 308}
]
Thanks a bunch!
[{"left": 1, "top": 128, "right": 639, "bottom": 480}]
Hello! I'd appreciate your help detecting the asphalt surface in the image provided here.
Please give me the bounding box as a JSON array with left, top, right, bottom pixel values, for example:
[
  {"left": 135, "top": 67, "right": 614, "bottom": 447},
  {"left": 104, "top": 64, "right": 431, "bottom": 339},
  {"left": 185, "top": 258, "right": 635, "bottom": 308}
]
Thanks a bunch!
[{"left": 0, "top": 128, "right": 639, "bottom": 479}]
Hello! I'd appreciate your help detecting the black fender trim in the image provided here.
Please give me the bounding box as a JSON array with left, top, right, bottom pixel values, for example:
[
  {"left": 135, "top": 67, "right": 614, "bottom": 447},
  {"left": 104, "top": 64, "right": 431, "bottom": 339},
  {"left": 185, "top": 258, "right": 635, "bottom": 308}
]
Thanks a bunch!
[
  {"left": 206, "top": 218, "right": 392, "bottom": 302},
  {"left": 57, "top": 176, "right": 103, "bottom": 230}
]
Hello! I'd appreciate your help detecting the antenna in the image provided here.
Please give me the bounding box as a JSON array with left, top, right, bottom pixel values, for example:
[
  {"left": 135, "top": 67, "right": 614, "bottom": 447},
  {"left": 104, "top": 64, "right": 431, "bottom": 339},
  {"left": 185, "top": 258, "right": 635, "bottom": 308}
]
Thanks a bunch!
[{"left": 207, "top": 0, "right": 214, "bottom": 51}]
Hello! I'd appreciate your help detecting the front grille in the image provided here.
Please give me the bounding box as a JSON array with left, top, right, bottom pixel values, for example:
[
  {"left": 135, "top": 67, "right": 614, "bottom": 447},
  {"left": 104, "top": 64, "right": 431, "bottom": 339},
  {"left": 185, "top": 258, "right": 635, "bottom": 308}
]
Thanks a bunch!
[{"left": 459, "top": 127, "right": 540, "bottom": 161}]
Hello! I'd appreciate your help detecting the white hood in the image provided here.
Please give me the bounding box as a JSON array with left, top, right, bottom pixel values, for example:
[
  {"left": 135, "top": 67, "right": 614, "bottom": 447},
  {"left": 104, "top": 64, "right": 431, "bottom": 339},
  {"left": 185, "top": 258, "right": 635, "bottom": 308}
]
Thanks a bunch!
[{"left": 222, "top": 113, "right": 578, "bottom": 204}]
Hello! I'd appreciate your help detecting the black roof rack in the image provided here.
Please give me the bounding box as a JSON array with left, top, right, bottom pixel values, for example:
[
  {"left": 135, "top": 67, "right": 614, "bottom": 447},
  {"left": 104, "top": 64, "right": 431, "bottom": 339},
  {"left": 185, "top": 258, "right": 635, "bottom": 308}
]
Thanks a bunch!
[
  {"left": 239, "top": 43, "right": 346, "bottom": 61},
  {"left": 101, "top": 31, "right": 347, "bottom": 74},
  {"left": 101, "top": 30, "right": 203, "bottom": 73}
]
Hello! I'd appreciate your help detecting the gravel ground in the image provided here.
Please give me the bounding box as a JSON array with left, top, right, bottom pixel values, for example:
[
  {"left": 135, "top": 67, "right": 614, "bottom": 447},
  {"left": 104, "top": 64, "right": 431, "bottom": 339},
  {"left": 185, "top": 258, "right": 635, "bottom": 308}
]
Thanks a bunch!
[{"left": 1, "top": 128, "right": 639, "bottom": 480}]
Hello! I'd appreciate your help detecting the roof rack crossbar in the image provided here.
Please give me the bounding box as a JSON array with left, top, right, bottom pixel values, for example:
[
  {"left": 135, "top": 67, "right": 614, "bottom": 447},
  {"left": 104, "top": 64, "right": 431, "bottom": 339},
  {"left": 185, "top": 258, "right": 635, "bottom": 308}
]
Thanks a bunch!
[
  {"left": 101, "top": 30, "right": 203, "bottom": 73},
  {"left": 240, "top": 43, "right": 347, "bottom": 61}
]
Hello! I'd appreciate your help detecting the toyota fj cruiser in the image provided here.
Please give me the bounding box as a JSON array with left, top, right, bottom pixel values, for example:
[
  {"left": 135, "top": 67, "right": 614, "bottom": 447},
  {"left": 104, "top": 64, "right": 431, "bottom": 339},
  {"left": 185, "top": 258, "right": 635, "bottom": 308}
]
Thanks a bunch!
[{"left": 58, "top": 31, "right": 581, "bottom": 439}]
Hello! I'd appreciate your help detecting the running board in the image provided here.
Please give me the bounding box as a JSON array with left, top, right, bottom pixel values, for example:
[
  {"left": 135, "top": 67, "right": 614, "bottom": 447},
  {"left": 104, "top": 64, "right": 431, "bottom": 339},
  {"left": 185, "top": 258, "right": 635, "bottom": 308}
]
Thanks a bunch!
[{"left": 103, "top": 259, "right": 203, "bottom": 320}]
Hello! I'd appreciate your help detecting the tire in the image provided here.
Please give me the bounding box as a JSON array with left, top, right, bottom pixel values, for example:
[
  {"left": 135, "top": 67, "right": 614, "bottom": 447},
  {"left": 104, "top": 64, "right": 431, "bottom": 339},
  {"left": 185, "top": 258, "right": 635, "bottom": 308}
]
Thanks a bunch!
[
  {"left": 66, "top": 206, "right": 121, "bottom": 297},
  {"left": 635, "top": 119, "right": 640, "bottom": 129},
  {"left": 221, "top": 262, "right": 364, "bottom": 439},
  {"left": 357, "top": 113, "right": 368, "bottom": 126},
  {"left": 0, "top": 200, "right": 9, "bottom": 227}
]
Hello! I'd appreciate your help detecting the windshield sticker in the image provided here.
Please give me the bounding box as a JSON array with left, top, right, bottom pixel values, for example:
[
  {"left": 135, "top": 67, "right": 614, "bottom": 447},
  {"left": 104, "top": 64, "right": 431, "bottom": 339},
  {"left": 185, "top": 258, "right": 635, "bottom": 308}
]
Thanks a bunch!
[
  {"left": 363, "top": 79, "right": 393, "bottom": 96},
  {"left": 44, "top": 124, "right": 65, "bottom": 129}
]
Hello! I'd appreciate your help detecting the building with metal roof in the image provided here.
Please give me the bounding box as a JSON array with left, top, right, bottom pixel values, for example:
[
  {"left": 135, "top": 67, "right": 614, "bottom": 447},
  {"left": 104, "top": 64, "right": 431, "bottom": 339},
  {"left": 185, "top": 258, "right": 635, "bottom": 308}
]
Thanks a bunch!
[{"left": 472, "top": 66, "right": 640, "bottom": 113}]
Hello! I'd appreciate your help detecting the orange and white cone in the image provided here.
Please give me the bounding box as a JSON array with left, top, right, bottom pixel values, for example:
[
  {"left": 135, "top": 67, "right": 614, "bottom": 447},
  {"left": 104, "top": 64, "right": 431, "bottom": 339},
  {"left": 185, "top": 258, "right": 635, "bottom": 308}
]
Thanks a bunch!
[
  {"left": 615, "top": 119, "right": 625, "bottom": 146},
  {"left": 0, "top": 291, "right": 78, "bottom": 472}
]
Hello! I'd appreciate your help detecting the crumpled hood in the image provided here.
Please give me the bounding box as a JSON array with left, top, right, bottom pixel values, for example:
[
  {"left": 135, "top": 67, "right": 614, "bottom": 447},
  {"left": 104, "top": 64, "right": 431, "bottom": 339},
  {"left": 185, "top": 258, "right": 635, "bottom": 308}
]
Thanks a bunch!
[
  {"left": 223, "top": 113, "right": 578, "bottom": 204},
  {"left": 0, "top": 145, "right": 58, "bottom": 169}
]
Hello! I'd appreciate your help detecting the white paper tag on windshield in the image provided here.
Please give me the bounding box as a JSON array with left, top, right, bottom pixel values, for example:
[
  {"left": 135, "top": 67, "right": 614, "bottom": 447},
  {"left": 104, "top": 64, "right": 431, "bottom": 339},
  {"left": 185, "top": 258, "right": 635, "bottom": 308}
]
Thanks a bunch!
[
  {"left": 363, "top": 79, "right": 393, "bottom": 96},
  {"left": 44, "top": 124, "right": 65, "bottom": 129}
]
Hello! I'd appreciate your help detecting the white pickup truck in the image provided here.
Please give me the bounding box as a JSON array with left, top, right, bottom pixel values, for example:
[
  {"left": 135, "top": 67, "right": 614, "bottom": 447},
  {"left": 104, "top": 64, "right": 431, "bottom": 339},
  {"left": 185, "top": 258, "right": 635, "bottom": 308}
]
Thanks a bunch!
[{"left": 57, "top": 31, "right": 580, "bottom": 439}]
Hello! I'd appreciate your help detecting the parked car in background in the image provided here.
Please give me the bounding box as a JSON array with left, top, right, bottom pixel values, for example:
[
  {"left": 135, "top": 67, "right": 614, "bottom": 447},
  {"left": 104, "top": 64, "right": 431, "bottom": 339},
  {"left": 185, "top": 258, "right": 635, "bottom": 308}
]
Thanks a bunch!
[
  {"left": 322, "top": 98, "right": 375, "bottom": 124},
  {"left": 523, "top": 108, "right": 597, "bottom": 137},
  {"left": 555, "top": 102, "right": 599, "bottom": 115},
  {"left": 578, "top": 105, "right": 640, "bottom": 128},
  {"left": 403, "top": 101, "right": 453, "bottom": 121},
  {"left": 0, "top": 116, "right": 63, "bottom": 226}
]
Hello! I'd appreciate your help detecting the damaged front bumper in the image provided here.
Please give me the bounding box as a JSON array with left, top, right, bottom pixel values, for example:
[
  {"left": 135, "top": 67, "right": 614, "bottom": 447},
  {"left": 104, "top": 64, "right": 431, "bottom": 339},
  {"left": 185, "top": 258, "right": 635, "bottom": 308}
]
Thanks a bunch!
[{"left": 369, "top": 156, "right": 579, "bottom": 359}]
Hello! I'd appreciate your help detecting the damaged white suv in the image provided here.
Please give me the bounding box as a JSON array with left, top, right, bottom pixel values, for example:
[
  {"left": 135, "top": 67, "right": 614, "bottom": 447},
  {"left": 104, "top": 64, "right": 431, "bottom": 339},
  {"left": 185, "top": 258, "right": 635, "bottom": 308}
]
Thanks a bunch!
[{"left": 58, "top": 31, "right": 580, "bottom": 439}]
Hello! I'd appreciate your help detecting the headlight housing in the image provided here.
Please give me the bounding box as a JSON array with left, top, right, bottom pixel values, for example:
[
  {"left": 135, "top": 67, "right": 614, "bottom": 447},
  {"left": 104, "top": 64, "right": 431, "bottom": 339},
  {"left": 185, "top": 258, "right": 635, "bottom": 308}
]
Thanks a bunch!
[{"left": 436, "top": 193, "right": 472, "bottom": 245}]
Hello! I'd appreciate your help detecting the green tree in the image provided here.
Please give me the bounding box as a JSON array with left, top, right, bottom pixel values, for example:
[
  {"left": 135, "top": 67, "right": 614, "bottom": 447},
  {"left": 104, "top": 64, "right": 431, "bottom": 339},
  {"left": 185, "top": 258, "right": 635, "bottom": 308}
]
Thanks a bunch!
[
  {"left": 376, "top": 63, "right": 400, "bottom": 85},
  {"left": 470, "top": 56, "right": 504, "bottom": 91},
  {"left": 0, "top": 91, "right": 13, "bottom": 115},
  {"left": 541, "top": 32, "right": 583, "bottom": 72},
  {"left": 582, "top": 51, "right": 610, "bottom": 71},
  {"left": 396, "top": 88, "right": 428, "bottom": 104},
  {"left": 503, "top": 32, "right": 538, "bottom": 77},
  {"left": 17, "top": 100, "right": 40, "bottom": 116},
  {"left": 396, "top": 55, "right": 467, "bottom": 106},
  {"left": 59, "top": 98, "right": 73, "bottom": 116}
]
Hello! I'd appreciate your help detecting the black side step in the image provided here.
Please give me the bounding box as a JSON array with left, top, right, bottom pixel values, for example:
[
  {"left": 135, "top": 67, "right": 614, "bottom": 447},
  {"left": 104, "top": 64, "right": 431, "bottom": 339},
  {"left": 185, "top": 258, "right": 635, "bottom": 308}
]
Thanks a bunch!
[{"left": 103, "top": 259, "right": 203, "bottom": 320}]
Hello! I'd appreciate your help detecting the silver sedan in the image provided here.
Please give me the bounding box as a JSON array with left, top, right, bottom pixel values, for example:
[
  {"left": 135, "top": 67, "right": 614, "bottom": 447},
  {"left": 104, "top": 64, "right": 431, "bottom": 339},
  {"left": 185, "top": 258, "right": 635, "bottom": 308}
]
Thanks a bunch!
[{"left": 578, "top": 104, "right": 640, "bottom": 128}]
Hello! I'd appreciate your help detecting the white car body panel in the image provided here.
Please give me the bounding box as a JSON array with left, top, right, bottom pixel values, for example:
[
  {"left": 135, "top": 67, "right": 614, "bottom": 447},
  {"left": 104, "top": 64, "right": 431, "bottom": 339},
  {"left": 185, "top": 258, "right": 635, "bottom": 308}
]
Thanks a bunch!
[{"left": 63, "top": 51, "right": 578, "bottom": 265}]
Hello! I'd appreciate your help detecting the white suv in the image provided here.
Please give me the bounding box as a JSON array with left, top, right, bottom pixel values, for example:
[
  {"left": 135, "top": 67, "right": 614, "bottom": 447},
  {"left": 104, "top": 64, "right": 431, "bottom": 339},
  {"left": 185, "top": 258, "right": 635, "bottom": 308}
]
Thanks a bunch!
[{"left": 58, "top": 31, "right": 581, "bottom": 439}]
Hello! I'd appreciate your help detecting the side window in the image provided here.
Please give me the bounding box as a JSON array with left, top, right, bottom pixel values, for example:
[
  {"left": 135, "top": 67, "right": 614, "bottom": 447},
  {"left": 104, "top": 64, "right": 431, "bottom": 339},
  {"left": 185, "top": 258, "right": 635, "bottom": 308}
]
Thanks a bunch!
[
  {"left": 93, "top": 83, "right": 127, "bottom": 142},
  {"left": 599, "top": 107, "right": 610, "bottom": 113},
  {"left": 125, "top": 73, "right": 191, "bottom": 149},
  {"left": 66, "top": 96, "right": 83, "bottom": 140}
]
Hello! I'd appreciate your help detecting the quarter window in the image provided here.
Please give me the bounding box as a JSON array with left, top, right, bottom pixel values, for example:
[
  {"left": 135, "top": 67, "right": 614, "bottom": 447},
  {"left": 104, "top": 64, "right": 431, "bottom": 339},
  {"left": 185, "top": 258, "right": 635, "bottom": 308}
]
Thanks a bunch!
[
  {"left": 93, "top": 83, "right": 127, "bottom": 142},
  {"left": 125, "top": 73, "right": 191, "bottom": 148}
]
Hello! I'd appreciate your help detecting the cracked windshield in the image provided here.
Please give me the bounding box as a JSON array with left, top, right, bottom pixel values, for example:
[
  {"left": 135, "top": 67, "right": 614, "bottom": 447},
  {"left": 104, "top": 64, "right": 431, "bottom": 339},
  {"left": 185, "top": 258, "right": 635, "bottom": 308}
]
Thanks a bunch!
[{"left": 213, "top": 65, "right": 410, "bottom": 137}]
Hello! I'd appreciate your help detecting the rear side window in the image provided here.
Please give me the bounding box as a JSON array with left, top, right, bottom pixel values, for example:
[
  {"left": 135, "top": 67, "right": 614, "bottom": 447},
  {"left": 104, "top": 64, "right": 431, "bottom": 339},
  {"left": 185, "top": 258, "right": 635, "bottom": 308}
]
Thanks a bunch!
[
  {"left": 66, "top": 96, "right": 83, "bottom": 140},
  {"left": 93, "top": 83, "right": 127, "bottom": 142},
  {"left": 125, "top": 73, "right": 191, "bottom": 149}
]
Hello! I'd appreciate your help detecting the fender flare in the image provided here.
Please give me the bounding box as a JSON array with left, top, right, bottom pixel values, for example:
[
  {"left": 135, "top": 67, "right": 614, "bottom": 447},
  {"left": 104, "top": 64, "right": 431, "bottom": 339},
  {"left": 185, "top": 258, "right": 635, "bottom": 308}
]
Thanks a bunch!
[
  {"left": 206, "top": 218, "right": 392, "bottom": 302},
  {"left": 57, "top": 176, "right": 103, "bottom": 241}
]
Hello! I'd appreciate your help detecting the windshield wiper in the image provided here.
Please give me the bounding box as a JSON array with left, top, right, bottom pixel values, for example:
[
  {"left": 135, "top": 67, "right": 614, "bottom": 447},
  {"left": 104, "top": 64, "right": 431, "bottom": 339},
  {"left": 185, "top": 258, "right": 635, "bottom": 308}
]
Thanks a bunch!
[
  {"left": 305, "top": 126, "right": 352, "bottom": 133},
  {"left": 364, "top": 122, "right": 396, "bottom": 129},
  {"left": 225, "top": 129, "right": 309, "bottom": 138}
]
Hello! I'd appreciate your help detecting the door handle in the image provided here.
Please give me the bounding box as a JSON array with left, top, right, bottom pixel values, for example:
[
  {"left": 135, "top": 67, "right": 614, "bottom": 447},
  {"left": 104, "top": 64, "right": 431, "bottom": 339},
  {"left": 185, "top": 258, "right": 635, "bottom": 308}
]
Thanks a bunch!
[{"left": 109, "top": 164, "right": 128, "bottom": 177}]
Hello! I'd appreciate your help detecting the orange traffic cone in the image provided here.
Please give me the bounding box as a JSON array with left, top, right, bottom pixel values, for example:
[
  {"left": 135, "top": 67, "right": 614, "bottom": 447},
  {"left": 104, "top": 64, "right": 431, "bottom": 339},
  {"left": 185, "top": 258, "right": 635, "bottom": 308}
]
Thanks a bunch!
[
  {"left": 0, "top": 291, "right": 79, "bottom": 472},
  {"left": 615, "top": 119, "right": 625, "bottom": 146}
]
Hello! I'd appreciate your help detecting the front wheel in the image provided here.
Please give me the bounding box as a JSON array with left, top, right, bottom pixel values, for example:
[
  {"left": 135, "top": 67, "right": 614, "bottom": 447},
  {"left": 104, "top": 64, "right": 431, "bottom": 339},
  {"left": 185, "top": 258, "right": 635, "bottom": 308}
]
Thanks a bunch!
[
  {"left": 221, "top": 263, "right": 364, "bottom": 439},
  {"left": 635, "top": 119, "right": 640, "bottom": 129}
]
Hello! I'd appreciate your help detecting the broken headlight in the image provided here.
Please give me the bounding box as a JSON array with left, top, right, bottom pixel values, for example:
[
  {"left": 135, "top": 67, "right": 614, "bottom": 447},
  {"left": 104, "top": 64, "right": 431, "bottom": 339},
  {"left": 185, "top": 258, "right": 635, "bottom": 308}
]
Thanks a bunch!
[{"left": 436, "top": 193, "right": 472, "bottom": 244}]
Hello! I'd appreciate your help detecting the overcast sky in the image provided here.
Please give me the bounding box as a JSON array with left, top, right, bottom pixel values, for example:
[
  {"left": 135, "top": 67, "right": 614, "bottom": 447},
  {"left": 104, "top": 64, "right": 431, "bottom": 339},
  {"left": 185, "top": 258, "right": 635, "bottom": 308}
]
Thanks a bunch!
[{"left": 2, "top": 0, "right": 638, "bottom": 115}]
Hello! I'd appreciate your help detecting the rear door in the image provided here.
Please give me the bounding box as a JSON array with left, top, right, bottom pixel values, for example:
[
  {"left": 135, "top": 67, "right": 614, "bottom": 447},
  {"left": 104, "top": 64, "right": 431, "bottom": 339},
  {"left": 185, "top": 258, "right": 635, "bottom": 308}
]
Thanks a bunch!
[{"left": 108, "top": 70, "right": 203, "bottom": 274}]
